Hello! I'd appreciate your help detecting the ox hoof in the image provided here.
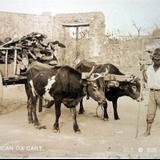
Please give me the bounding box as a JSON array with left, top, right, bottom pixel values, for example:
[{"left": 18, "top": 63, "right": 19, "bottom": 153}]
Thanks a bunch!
[
  {"left": 74, "top": 125, "right": 81, "bottom": 133},
  {"left": 79, "top": 110, "right": 85, "bottom": 114},
  {"left": 33, "top": 121, "right": 40, "bottom": 126},
  {"left": 103, "top": 118, "right": 109, "bottom": 121},
  {"left": 53, "top": 124, "right": 60, "bottom": 133},
  {"left": 115, "top": 117, "right": 120, "bottom": 120},
  {"left": 74, "top": 129, "right": 81, "bottom": 133},
  {"left": 143, "top": 132, "right": 151, "bottom": 137},
  {"left": 53, "top": 129, "right": 60, "bottom": 133},
  {"left": 28, "top": 120, "right": 33, "bottom": 124}
]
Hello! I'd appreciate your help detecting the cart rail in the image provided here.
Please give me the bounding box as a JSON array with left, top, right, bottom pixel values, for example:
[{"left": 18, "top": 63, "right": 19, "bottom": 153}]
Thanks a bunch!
[
  {"left": 2, "top": 76, "right": 27, "bottom": 85},
  {"left": 0, "top": 46, "right": 27, "bottom": 86}
]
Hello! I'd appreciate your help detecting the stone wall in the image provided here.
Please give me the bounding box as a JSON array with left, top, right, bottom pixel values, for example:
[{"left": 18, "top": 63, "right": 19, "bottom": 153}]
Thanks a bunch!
[
  {"left": 53, "top": 12, "right": 106, "bottom": 65},
  {"left": 0, "top": 12, "right": 53, "bottom": 40},
  {"left": 102, "top": 36, "right": 158, "bottom": 75}
]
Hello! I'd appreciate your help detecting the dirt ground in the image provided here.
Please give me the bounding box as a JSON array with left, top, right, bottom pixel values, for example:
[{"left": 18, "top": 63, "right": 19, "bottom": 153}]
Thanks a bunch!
[{"left": 0, "top": 85, "right": 160, "bottom": 159}]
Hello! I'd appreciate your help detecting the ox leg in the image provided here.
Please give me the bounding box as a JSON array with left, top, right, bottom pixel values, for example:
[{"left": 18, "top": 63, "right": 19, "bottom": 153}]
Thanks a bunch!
[
  {"left": 103, "top": 102, "right": 109, "bottom": 121},
  {"left": 39, "top": 97, "right": 43, "bottom": 112},
  {"left": 53, "top": 100, "right": 61, "bottom": 132},
  {"left": 32, "top": 96, "right": 40, "bottom": 126},
  {"left": 27, "top": 99, "right": 33, "bottom": 124},
  {"left": 112, "top": 99, "right": 120, "bottom": 120},
  {"left": 71, "top": 107, "right": 80, "bottom": 132},
  {"left": 79, "top": 99, "right": 85, "bottom": 114},
  {"left": 25, "top": 84, "right": 33, "bottom": 124},
  {"left": 25, "top": 83, "right": 41, "bottom": 127}
]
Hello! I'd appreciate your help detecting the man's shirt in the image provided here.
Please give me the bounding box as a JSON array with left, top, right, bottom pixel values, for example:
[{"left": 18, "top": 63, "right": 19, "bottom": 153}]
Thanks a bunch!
[{"left": 146, "top": 65, "right": 160, "bottom": 89}]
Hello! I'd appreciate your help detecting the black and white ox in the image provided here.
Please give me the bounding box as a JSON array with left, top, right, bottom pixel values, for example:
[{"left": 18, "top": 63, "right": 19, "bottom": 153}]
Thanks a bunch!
[
  {"left": 76, "top": 60, "right": 142, "bottom": 120},
  {"left": 25, "top": 64, "right": 108, "bottom": 132}
]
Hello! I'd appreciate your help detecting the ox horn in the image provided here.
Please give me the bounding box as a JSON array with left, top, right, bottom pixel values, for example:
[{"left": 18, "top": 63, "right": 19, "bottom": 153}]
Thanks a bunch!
[
  {"left": 103, "top": 68, "right": 109, "bottom": 76},
  {"left": 87, "top": 66, "right": 95, "bottom": 78},
  {"left": 88, "top": 68, "right": 109, "bottom": 81},
  {"left": 127, "top": 74, "right": 135, "bottom": 82}
]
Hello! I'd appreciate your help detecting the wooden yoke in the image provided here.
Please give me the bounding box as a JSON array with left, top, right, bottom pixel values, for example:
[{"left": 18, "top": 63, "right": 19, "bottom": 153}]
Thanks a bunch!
[{"left": 104, "top": 74, "right": 135, "bottom": 82}]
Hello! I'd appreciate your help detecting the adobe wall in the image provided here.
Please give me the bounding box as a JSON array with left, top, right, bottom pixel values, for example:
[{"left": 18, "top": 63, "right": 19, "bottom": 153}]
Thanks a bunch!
[{"left": 0, "top": 12, "right": 53, "bottom": 40}]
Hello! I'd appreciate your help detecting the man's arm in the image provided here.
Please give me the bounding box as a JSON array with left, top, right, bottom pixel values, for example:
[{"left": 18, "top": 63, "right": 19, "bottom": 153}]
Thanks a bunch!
[{"left": 142, "top": 65, "right": 148, "bottom": 83}]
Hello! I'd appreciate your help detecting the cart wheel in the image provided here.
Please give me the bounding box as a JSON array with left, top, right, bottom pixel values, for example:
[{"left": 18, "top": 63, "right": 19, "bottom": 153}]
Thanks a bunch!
[{"left": 0, "top": 72, "right": 3, "bottom": 106}]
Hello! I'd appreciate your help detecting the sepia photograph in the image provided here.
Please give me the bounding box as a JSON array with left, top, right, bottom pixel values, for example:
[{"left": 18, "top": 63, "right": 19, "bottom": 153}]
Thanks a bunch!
[{"left": 0, "top": 0, "right": 160, "bottom": 159}]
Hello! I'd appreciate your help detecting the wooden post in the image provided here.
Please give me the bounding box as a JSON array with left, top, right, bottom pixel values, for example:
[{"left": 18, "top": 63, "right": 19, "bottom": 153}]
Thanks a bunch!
[
  {"left": 0, "top": 72, "right": 3, "bottom": 106},
  {"left": 75, "top": 26, "right": 79, "bottom": 59},
  {"left": 13, "top": 49, "right": 17, "bottom": 75},
  {"left": 62, "top": 26, "right": 66, "bottom": 65},
  {"left": 62, "top": 23, "right": 90, "bottom": 66},
  {"left": 5, "top": 50, "right": 8, "bottom": 78}
]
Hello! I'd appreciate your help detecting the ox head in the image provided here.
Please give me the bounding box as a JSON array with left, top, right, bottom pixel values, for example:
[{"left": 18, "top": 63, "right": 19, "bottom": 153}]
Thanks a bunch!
[
  {"left": 82, "top": 66, "right": 108, "bottom": 105},
  {"left": 119, "top": 75, "right": 141, "bottom": 101}
]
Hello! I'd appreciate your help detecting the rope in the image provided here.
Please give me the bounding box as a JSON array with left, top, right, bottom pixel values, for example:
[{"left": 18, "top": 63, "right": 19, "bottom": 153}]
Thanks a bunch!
[
  {"left": 135, "top": 101, "right": 141, "bottom": 138},
  {"left": 135, "top": 76, "right": 144, "bottom": 138},
  {"left": 96, "top": 79, "right": 106, "bottom": 119},
  {"left": 96, "top": 105, "right": 104, "bottom": 118}
]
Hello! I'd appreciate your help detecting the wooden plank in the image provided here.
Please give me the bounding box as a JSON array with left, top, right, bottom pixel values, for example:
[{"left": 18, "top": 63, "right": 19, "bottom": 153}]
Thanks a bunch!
[
  {"left": 0, "top": 72, "right": 3, "bottom": 104},
  {"left": 0, "top": 63, "right": 16, "bottom": 78},
  {"left": 104, "top": 74, "right": 133, "bottom": 82},
  {"left": 62, "top": 23, "right": 90, "bottom": 27},
  {"left": 5, "top": 50, "right": 8, "bottom": 78},
  {"left": 3, "top": 76, "right": 27, "bottom": 85},
  {"left": 13, "top": 49, "right": 17, "bottom": 75},
  {"left": 0, "top": 47, "right": 21, "bottom": 51}
]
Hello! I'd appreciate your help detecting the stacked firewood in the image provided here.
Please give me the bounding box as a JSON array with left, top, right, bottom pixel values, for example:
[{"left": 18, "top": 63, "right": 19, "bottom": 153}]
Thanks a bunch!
[{"left": 0, "top": 32, "right": 59, "bottom": 64}]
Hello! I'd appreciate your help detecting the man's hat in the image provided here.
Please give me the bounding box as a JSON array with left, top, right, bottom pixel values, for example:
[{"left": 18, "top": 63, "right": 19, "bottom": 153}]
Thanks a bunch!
[{"left": 152, "top": 48, "right": 160, "bottom": 60}]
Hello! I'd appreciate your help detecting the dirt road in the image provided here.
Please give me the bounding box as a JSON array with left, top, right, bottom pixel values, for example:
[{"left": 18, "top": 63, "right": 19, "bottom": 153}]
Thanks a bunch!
[{"left": 0, "top": 85, "right": 160, "bottom": 158}]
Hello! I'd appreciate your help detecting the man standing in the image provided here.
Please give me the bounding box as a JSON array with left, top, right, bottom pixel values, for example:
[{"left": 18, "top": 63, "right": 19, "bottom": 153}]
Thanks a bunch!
[{"left": 143, "top": 48, "right": 160, "bottom": 136}]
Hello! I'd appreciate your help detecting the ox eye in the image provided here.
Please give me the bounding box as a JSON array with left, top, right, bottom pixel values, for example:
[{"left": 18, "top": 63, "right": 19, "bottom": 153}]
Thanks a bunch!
[
  {"left": 132, "top": 86, "right": 137, "bottom": 91},
  {"left": 94, "top": 85, "right": 98, "bottom": 88},
  {"left": 92, "top": 83, "right": 98, "bottom": 89}
]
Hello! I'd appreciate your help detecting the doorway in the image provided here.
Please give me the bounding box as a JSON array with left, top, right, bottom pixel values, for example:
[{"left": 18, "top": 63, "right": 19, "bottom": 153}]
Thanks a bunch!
[{"left": 62, "top": 23, "right": 90, "bottom": 66}]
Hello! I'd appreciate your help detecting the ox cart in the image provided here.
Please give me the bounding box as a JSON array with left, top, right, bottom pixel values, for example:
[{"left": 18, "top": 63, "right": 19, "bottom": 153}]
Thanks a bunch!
[
  {"left": 0, "top": 47, "right": 27, "bottom": 104},
  {"left": 0, "top": 46, "right": 139, "bottom": 107}
]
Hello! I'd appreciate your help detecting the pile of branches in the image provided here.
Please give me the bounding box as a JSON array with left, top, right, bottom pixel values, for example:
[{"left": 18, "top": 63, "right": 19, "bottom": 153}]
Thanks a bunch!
[{"left": 0, "top": 32, "right": 60, "bottom": 64}]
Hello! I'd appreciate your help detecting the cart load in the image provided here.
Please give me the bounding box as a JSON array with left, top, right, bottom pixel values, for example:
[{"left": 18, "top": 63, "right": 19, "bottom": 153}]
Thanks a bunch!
[{"left": 0, "top": 32, "right": 65, "bottom": 85}]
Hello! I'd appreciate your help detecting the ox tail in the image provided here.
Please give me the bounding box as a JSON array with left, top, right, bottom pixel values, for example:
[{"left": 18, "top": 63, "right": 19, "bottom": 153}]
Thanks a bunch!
[{"left": 39, "top": 97, "right": 43, "bottom": 112}]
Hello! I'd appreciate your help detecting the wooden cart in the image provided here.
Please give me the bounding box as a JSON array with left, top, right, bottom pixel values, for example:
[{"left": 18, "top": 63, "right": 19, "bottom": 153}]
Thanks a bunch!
[{"left": 0, "top": 47, "right": 27, "bottom": 104}]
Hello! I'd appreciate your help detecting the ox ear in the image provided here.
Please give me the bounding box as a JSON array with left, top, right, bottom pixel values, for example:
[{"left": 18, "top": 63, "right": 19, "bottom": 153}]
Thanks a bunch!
[
  {"left": 130, "top": 75, "right": 140, "bottom": 83},
  {"left": 80, "top": 79, "right": 90, "bottom": 88},
  {"left": 127, "top": 74, "right": 138, "bottom": 83}
]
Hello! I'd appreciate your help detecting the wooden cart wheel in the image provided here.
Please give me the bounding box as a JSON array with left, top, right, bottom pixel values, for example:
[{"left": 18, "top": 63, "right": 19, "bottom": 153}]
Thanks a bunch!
[{"left": 0, "top": 72, "right": 3, "bottom": 106}]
